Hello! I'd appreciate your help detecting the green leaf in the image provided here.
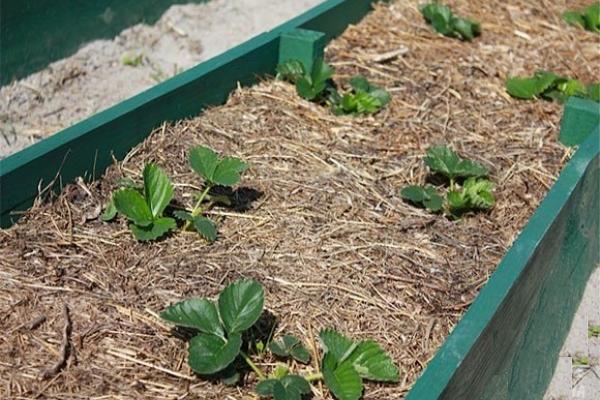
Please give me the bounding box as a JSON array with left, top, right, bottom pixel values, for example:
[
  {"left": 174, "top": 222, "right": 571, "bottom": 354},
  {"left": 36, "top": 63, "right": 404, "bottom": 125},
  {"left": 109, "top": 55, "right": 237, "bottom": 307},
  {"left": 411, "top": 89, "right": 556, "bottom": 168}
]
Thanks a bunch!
[
  {"left": 129, "top": 217, "right": 176, "bottom": 241},
  {"left": 113, "top": 188, "right": 153, "bottom": 227},
  {"left": 506, "top": 76, "right": 541, "bottom": 99},
  {"left": 143, "top": 163, "right": 174, "bottom": 218},
  {"left": 345, "top": 340, "right": 399, "bottom": 382},
  {"left": 189, "top": 146, "right": 220, "bottom": 183},
  {"left": 311, "top": 58, "right": 334, "bottom": 86},
  {"left": 447, "top": 190, "right": 468, "bottom": 213},
  {"left": 101, "top": 198, "right": 117, "bottom": 221},
  {"left": 369, "top": 88, "right": 391, "bottom": 106},
  {"left": 557, "top": 79, "right": 587, "bottom": 97},
  {"left": 355, "top": 92, "right": 383, "bottom": 114},
  {"left": 586, "top": 83, "right": 600, "bottom": 102},
  {"left": 322, "top": 353, "right": 363, "bottom": 400},
  {"left": 193, "top": 216, "right": 217, "bottom": 242},
  {"left": 256, "top": 379, "right": 280, "bottom": 396},
  {"left": 400, "top": 185, "right": 427, "bottom": 203},
  {"left": 349, "top": 75, "right": 371, "bottom": 92},
  {"left": 401, "top": 185, "right": 443, "bottom": 212},
  {"left": 296, "top": 76, "right": 317, "bottom": 100},
  {"left": 218, "top": 279, "right": 265, "bottom": 334},
  {"left": 424, "top": 145, "right": 461, "bottom": 179},
  {"left": 319, "top": 329, "right": 356, "bottom": 363},
  {"left": 160, "top": 298, "right": 224, "bottom": 337},
  {"left": 451, "top": 17, "right": 480, "bottom": 41},
  {"left": 584, "top": 3, "right": 600, "bottom": 31},
  {"left": 173, "top": 210, "right": 193, "bottom": 221},
  {"left": 454, "top": 158, "right": 489, "bottom": 178},
  {"left": 188, "top": 332, "right": 242, "bottom": 375},
  {"left": 255, "top": 375, "right": 310, "bottom": 400},
  {"left": 276, "top": 59, "right": 306, "bottom": 83},
  {"left": 463, "top": 177, "right": 495, "bottom": 209},
  {"left": 423, "top": 186, "right": 444, "bottom": 212},
  {"left": 564, "top": 11, "right": 586, "bottom": 28},
  {"left": 268, "top": 334, "right": 311, "bottom": 364},
  {"left": 212, "top": 157, "right": 248, "bottom": 187}
]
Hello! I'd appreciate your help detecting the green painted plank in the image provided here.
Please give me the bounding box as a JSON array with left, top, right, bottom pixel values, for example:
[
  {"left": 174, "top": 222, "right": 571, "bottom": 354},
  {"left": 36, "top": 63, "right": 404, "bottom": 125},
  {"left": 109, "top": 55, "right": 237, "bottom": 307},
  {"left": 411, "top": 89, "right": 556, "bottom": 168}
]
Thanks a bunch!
[
  {"left": 279, "top": 29, "right": 326, "bottom": 72},
  {"left": 407, "top": 125, "right": 600, "bottom": 399},
  {"left": 0, "top": 0, "right": 376, "bottom": 227},
  {"left": 559, "top": 97, "right": 600, "bottom": 146},
  {"left": 0, "top": 0, "right": 209, "bottom": 85}
]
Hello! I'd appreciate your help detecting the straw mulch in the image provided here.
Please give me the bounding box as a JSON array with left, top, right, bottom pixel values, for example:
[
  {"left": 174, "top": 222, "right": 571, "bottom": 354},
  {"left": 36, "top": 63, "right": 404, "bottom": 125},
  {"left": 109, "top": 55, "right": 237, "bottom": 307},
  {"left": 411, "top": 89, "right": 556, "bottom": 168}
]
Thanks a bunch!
[{"left": 1, "top": 1, "right": 597, "bottom": 399}]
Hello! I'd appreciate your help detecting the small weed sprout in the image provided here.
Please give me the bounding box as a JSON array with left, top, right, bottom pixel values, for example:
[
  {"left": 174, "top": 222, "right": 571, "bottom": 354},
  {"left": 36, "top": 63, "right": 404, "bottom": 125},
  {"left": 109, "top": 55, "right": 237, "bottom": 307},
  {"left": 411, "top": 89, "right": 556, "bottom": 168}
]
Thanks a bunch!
[
  {"left": 401, "top": 145, "right": 495, "bottom": 216},
  {"left": 161, "top": 279, "right": 399, "bottom": 400}
]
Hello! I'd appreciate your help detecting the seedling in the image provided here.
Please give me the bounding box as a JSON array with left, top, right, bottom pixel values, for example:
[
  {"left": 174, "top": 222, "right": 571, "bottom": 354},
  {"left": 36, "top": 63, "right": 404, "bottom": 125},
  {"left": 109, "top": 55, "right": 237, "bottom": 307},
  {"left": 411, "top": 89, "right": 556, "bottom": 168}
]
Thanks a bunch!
[
  {"left": 506, "top": 70, "right": 599, "bottom": 103},
  {"left": 564, "top": 4, "right": 600, "bottom": 33},
  {"left": 589, "top": 324, "right": 600, "bottom": 338},
  {"left": 401, "top": 146, "right": 495, "bottom": 216},
  {"left": 105, "top": 163, "right": 176, "bottom": 241},
  {"left": 121, "top": 52, "right": 144, "bottom": 67},
  {"left": 331, "top": 75, "right": 391, "bottom": 115},
  {"left": 161, "top": 279, "right": 399, "bottom": 400},
  {"left": 420, "top": 2, "right": 481, "bottom": 41},
  {"left": 175, "top": 146, "right": 248, "bottom": 242},
  {"left": 573, "top": 356, "right": 590, "bottom": 366}
]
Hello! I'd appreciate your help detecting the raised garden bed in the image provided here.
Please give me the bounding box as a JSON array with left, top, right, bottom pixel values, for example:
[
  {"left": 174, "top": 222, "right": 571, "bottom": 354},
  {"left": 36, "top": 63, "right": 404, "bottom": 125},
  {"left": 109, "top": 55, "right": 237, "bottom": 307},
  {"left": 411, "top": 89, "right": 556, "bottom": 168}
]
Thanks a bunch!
[{"left": 1, "top": 1, "right": 599, "bottom": 399}]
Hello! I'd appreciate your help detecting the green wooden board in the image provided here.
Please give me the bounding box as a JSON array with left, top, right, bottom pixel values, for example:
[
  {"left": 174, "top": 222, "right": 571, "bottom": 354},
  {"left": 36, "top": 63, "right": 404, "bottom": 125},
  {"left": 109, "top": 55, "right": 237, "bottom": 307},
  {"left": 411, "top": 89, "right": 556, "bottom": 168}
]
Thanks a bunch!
[
  {"left": 0, "top": 0, "right": 376, "bottom": 227},
  {"left": 407, "top": 119, "right": 600, "bottom": 400},
  {"left": 559, "top": 96, "right": 600, "bottom": 146}
]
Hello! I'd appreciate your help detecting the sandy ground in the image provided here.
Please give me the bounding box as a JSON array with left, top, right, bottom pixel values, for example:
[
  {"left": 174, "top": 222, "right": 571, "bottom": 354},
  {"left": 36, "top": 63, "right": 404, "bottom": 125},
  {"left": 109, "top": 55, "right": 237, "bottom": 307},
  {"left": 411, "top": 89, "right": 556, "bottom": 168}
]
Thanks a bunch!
[{"left": 0, "top": 0, "right": 323, "bottom": 159}]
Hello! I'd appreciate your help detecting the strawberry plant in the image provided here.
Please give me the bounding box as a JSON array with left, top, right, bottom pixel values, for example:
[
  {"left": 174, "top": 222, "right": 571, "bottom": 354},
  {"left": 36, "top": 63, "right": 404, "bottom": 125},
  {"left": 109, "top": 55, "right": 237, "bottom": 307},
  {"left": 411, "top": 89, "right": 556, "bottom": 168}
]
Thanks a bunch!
[
  {"left": 277, "top": 60, "right": 391, "bottom": 115},
  {"left": 161, "top": 279, "right": 399, "bottom": 400},
  {"left": 420, "top": 2, "right": 481, "bottom": 41},
  {"left": 175, "top": 146, "right": 248, "bottom": 242},
  {"left": 401, "top": 145, "right": 495, "bottom": 216},
  {"left": 506, "top": 70, "right": 599, "bottom": 103},
  {"left": 330, "top": 75, "right": 391, "bottom": 115},
  {"left": 104, "top": 163, "right": 176, "bottom": 240},
  {"left": 277, "top": 58, "right": 334, "bottom": 101},
  {"left": 564, "top": 3, "right": 600, "bottom": 33}
]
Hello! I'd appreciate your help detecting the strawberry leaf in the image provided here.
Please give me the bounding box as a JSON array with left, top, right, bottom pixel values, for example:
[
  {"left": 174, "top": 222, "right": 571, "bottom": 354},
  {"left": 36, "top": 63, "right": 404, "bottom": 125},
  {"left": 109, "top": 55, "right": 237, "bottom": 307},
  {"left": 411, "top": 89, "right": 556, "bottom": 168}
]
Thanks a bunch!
[
  {"left": 212, "top": 157, "right": 248, "bottom": 187},
  {"left": 506, "top": 76, "right": 541, "bottom": 99},
  {"left": 319, "top": 329, "right": 356, "bottom": 363},
  {"left": 188, "top": 332, "right": 242, "bottom": 375},
  {"left": 345, "top": 340, "right": 399, "bottom": 382},
  {"left": 322, "top": 353, "right": 363, "bottom": 400},
  {"left": 256, "top": 375, "right": 311, "bottom": 400},
  {"left": 218, "top": 279, "right": 264, "bottom": 335},
  {"left": 173, "top": 210, "right": 193, "bottom": 221},
  {"left": 101, "top": 198, "right": 117, "bottom": 221},
  {"left": 400, "top": 185, "right": 443, "bottom": 212},
  {"left": 564, "top": 10, "right": 586, "bottom": 28},
  {"left": 463, "top": 177, "right": 495, "bottom": 209},
  {"left": 268, "top": 334, "right": 311, "bottom": 364},
  {"left": 143, "top": 163, "right": 174, "bottom": 219},
  {"left": 276, "top": 59, "right": 306, "bottom": 83},
  {"left": 587, "top": 83, "right": 600, "bottom": 102},
  {"left": 129, "top": 217, "right": 175, "bottom": 241},
  {"left": 161, "top": 298, "right": 224, "bottom": 337},
  {"left": 193, "top": 216, "right": 217, "bottom": 242},
  {"left": 113, "top": 188, "right": 154, "bottom": 227},
  {"left": 189, "top": 146, "right": 220, "bottom": 183}
]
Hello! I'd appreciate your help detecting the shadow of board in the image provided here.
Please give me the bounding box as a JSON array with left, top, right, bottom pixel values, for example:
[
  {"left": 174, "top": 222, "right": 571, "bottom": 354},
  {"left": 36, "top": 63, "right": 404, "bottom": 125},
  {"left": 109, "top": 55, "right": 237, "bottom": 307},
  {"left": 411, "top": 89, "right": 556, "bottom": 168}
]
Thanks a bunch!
[{"left": 0, "top": 0, "right": 209, "bottom": 85}]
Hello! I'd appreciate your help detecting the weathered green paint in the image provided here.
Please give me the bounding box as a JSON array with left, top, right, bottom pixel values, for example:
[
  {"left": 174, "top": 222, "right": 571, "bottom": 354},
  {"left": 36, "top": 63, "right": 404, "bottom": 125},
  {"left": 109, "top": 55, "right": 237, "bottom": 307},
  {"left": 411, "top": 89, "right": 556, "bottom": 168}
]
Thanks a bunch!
[
  {"left": 0, "top": 0, "right": 376, "bottom": 227},
  {"left": 279, "top": 29, "right": 326, "bottom": 72},
  {"left": 0, "top": 0, "right": 210, "bottom": 85},
  {"left": 559, "top": 97, "right": 600, "bottom": 146},
  {"left": 407, "top": 122, "right": 600, "bottom": 400}
]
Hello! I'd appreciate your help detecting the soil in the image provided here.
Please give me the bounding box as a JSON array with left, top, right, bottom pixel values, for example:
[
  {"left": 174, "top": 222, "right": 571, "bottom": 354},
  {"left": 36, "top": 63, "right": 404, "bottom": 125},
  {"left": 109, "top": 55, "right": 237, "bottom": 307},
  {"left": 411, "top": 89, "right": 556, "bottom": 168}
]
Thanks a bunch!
[
  {"left": 1, "top": 1, "right": 598, "bottom": 399},
  {"left": 0, "top": 0, "right": 322, "bottom": 159}
]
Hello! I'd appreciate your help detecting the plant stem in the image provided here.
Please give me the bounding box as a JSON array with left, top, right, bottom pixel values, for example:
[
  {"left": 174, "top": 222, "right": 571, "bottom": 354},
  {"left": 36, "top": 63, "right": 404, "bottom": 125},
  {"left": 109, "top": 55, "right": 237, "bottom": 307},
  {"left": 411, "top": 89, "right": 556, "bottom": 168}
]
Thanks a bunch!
[
  {"left": 449, "top": 178, "right": 455, "bottom": 191},
  {"left": 183, "top": 184, "right": 212, "bottom": 230},
  {"left": 304, "top": 372, "right": 323, "bottom": 382},
  {"left": 240, "top": 351, "right": 266, "bottom": 380}
]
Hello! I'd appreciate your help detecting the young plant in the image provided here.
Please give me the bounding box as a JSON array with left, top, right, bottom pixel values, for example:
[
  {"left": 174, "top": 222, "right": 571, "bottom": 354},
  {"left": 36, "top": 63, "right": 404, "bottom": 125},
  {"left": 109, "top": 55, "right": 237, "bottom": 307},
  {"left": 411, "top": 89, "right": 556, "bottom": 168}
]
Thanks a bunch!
[
  {"left": 506, "top": 70, "right": 599, "bottom": 103},
  {"left": 401, "top": 145, "right": 495, "bottom": 216},
  {"left": 420, "top": 2, "right": 481, "bottom": 41},
  {"left": 104, "top": 163, "right": 176, "bottom": 241},
  {"left": 331, "top": 75, "right": 391, "bottom": 115},
  {"left": 161, "top": 279, "right": 399, "bottom": 400},
  {"left": 277, "top": 58, "right": 335, "bottom": 101},
  {"left": 564, "top": 3, "right": 600, "bottom": 33},
  {"left": 175, "top": 146, "right": 248, "bottom": 242}
]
